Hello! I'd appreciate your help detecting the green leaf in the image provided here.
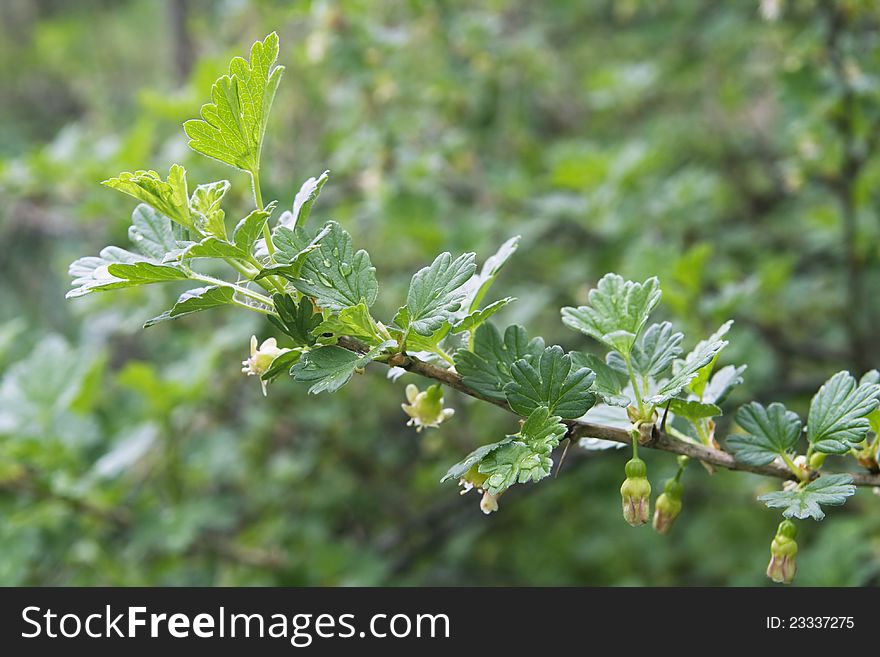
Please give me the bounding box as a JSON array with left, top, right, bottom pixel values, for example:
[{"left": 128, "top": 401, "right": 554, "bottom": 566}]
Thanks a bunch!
[
  {"left": 702, "top": 364, "right": 746, "bottom": 405},
  {"left": 393, "top": 318, "right": 450, "bottom": 353},
  {"left": 292, "top": 221, "right": 379, "bottom": 311},
  {"left": 102, "top": 165, "right": 193, "bottom": 231},
  {"left": 688, "top": 320, "right": 733, "bottom": 397},
  {"left": 644, "top": 332, "right": 727, "bottom": 405},
  {"left": 291, "top": 342, "right": 392, "bottom": 394},
  {"left": 268, "top": 294, "right": 320, "bottom": 346},
  {"left": 399, "top": 251, "right": 477, "bottom": 337},
  {"left": 461, "top": 236, "right": 520, "bottom": 312},
  {"left": 128, "top": 204, "right": 179, "bottom": 261},
  {"left": 455, "top": 323, "right": 545, "bottom": 401},
  {"left": 451, "top": 297, "right": 515, "bottom": 334},
  {"left": 607, "top": 321, "right": 682, "bottom": 378},
  {"left": 727, "top": 402, "right": 802, "bottom": 466},
  {"left": 313, "top": 301, "right": 384, "bottom": 345},
  {"left": 478, "top": 407, "right": 567, "bottom": 495},
  {"left": 258, "top": 223, "right": 330, "bottom": 280},
  {"left": 440, "top": 438, "right": 512, "bottom": 484},
  {"left": 758, "top": 474, "right": 856, "bottom": 521},
  {"left": 569, "top": 351, "right": 629, "bottom": 407},
  {"left": 183, "top": 33, "right": 284, "bottom": 173},
  {"left": 183, "top": 205, "right": 275, "bottom": 261},
  {"left": 143, "top": 286, "right": 235, "bottom": 327},
  {"left": 67, "top": 247, "right": 188, "bottom": 298},
  {"left": 189, "top": 180, "right": 230, "bottom": 239},
  {"left": 278, "top": 170, "right": 329, "bottom": 229},
  {"left": 260, "top": 349, "right": 303, "bottom": 383},
  {"left": 561, "top": 273, "right": 661, "bottom": 354},
  {"left": 504, "top": 345, "right": 596, "bottom": 419},
  {"left": 668, "top": 399, "right": 722, "bottom": 422},
  {"left": 807, "top": 371, "right": 880, "bottom": 454}
]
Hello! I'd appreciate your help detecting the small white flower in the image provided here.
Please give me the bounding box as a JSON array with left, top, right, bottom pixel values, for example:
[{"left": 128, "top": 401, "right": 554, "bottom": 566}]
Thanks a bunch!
[
  {"left": 242, "top": 335, "right": 291, "bottom": 396},
  {"left": 401, "top": 383, "right": 455, "bottom": 432}
]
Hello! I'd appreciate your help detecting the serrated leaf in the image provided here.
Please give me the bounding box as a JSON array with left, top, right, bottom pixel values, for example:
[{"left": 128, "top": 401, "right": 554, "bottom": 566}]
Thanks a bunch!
[
  {"left": 268, "top": 294, "right": 320, "bottom": 346},
  {"left": 807, "top": 371, "right": 880, "bottom": 454},
  {"left": 569, "top": 351, "right": 629, "bottom": 407},
  {"left": 668, "top": 399, "right": 721, "bottom": 422},
  {"left": 183, "top": 33, "right": 284, "bottom": 173},
  {"left": 291, "top": 342, "right": 392, "bottom": 394},
  {"left": 400, "top": 251, "right": 477, "bottom": 336},
  {"left": 561, "top": 273, "right": 661, "bottom": 354},
  {"left": 291, "top": 221, "right": 378, "bottom": 311},
  {"left": 451, "top": 297, "right": 514, "bottom": 334},
  {"left": 455, "top": 324, "right": 545, "bottom": 401},
  {"left": 727, "top": 402, "right": 802, "bottom": 466},
  {"left": 259, "top": 223, "right": 330, "bottom": 280},
  {"left": 504, "top": 345, "right": 596, "bottom": 419},
  {"left": 758, "top": 474, "right": 856, "bottom": 520},
  {"left": 143, "top": 286, "right": 235, "bottom": 327},
  {"left": 189, "top": 180, "right": 230, "bottom": 239},
  {"left": 644, "top": 333, "right": 727, "bottom": 405},
  {"left": 440, "top": 438, "right": 512, "bottom": 484},
  {"left": 459, "top": 236, "right": 520, "bottom": 313},
  {"left": 127, "top": 203, "right": 179, "bottom": 262},
  {"left": 103, "top": 165, "right": 193, "bottom": 231},
  {"left": 312, "top": 301, "right": 384, "bottom": 344},
  {"left": 67, "top": 247, "right": 188, "bottom": 298},
  {"left": 183, "top": 205, "right": 275, "bottom": 261},
  {"left": 606, "top": 321, "right": 682, "bottom": 379},
  {"left": 477, "top": 408, "right": 567, "bottom": 495},
  {"left": 278, "top": 170, "right": 329, "bottom": 229}
]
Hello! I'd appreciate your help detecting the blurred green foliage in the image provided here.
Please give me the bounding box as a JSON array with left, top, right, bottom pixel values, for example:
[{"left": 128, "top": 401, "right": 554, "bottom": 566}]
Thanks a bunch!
[{"left": 1, "top": 0, "right": 879, "bottom": 586}]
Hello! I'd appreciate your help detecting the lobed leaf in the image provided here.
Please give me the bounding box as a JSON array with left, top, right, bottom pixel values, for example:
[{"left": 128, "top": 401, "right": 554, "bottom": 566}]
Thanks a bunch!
[
  {"left": 727, "top": 402, "right": 802, "bottom": 466},
  {"left": 291, "top": 221, "right": 379, "bottom": 311},
  {"left": 807, "top": 371, "right": 880, "bottom": 454},
  {"left": 268, "top": 294, "right": 320, "bottom": 346},
  {"left": 561, "top": 273, "right": 661, "bottom": 355},
  {"left": 569, "top": 351, "right": 629, "bottom": 407},
  {"left": 758, "top": 474, "right": 856, "bottom": 521},
  {"left": 398, "top": 252, "right": 477, "bottom": 337},
  {"left": 103, "top": 165, "right": 193, "bottom": 232},
  {"left": 291, "top": 341, "right": 393, "bottom": 394},
  {"left": 183, "top": 33, "right": 284, "bottom": 173},
  {"left": 454, "top": 324, "right": 545, "bottom": 401},
  {"left": 504, "top": 346, "right": 596, "bottom": 419}
]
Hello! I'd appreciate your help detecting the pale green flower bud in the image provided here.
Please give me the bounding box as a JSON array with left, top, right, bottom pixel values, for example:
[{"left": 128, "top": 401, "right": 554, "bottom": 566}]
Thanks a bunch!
[
  {"left": 401, "top": 383, "right": 455, "bottom": 432},
  {"left": 620, "top": 457, "right": 651, "bottom": 526},
  {"left": 242, "top": 336, "right": 291, "bottom": 396},
  {"left": 767, "top": 519, "right": 798, "bottom": 584},
  {"left": 653, "top": 478, "right": 683, "bottom": 535}
]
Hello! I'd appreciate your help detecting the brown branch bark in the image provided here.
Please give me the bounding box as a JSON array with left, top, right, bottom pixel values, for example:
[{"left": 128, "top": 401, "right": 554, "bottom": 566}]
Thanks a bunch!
[{"left": 337, "top": 337, "right": 880, "bottom": 488}]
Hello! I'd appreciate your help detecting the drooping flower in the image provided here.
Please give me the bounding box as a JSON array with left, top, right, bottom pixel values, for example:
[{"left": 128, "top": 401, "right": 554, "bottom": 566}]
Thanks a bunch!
[
  {"left": 652, "top": 478, "right": 683, "bottom": 535},
  {"left": 242, "top": 335, "right": 291, "bottom": 396},
  {"left": 401, "top": 383, "right": 455, "bottom": 432},
  {"left": 767, "top": 519, "right": 798, "bottom": 584},
  {"left": 620, "top": 457, "right": 651, "bottom": 527}
]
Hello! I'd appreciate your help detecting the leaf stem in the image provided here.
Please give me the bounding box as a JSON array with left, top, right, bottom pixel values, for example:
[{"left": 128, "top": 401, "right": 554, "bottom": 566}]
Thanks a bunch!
[
  {"left": 251, "top": 169, "right": 275, "bottom": 258},
  {"left": 190, "top": 272, "right": 275, "bottom": 308},
  {"left": 780, "top": 452, "right": 809, "bottom": 482},
  {"left": 623, "top": 353, "right": 647, "bottom": 419}
]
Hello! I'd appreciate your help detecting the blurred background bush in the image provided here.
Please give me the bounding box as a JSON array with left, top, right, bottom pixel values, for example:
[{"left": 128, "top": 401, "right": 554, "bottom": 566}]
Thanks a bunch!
[{"left": 1, "top": 0, "right": 879, "bottom": 586}]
